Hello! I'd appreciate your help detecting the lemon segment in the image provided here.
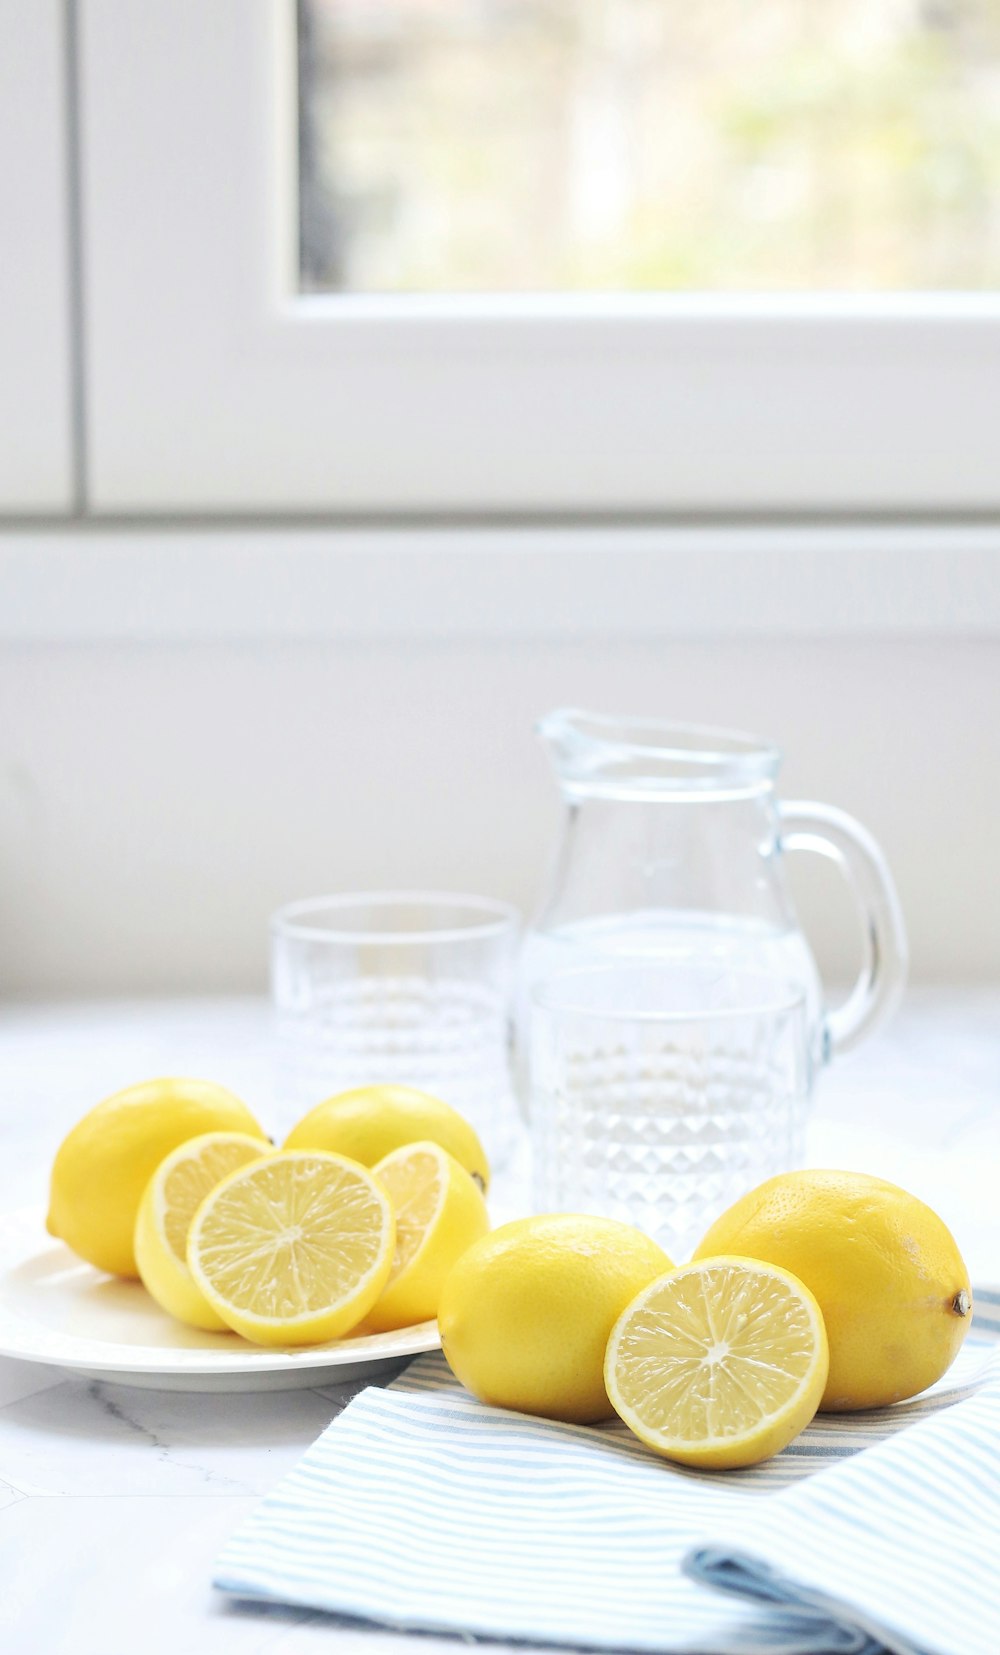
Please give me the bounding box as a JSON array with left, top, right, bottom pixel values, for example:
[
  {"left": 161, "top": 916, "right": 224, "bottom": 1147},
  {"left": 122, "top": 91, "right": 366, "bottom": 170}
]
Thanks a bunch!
[
  {"left": 46, "top": 1078, "right": 269, "bottom": 1277},
  {"left": 605, "top": 1257, "right": 829, "bottom": 1469},
  {"left": 438, "top": 1214, "right": 672, "bottom": 1423},
  {"left": 283, "top": 1085, "right": 490, "bottom": 1192},
  {"left": 692, "top": 1169, "right": 972, "bottom": 1410},
  {"left": 186, "top": 1151, "right": 395, "bottom": 1347},
  {"left": 366, "top": 1141, "right": 490, "bottom": 1333},
  {"left": 134, "top": 1132, "right": 271, "bottom": 1330}
]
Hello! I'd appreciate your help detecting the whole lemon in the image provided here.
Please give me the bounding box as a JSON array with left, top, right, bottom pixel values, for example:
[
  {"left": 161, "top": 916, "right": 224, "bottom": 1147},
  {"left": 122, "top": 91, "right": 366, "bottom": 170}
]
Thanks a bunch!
[
  {"left": 47, "top": 1079, "right": 268, "bottom": 1277},
  {"left": 693, "top": 1169, "right": 972, "bottom": 1411},
  {"left": 284, "top": 1085, "right": 490, "bottom": 1192},
  {"left": 438, "top": 1214, "right": 672, "bottom": 1423}
]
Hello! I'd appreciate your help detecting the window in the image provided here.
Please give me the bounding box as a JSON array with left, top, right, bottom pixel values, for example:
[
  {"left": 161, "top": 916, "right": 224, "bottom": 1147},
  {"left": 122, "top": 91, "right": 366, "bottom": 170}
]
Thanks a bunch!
[
  {"left": 299, "top": 0, "right": 1000, "bottom": 296},
  {"left": 70, "top": 0, "right": 1000, "bottom": 512}
]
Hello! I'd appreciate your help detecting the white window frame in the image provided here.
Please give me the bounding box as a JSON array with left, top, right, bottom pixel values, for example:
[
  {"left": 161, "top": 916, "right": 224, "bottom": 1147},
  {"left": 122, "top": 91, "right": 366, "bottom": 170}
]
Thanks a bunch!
[
  {"left": 0, "top": 0, "right": 74, "bottom": 513},
  {"left": 78, "top": 0, "right": 1000, "bottom": 516}
]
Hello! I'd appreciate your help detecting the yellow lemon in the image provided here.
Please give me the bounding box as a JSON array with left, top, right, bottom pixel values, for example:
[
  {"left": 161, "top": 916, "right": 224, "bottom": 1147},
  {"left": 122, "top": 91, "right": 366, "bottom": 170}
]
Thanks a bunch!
[
  {"left": 605, "top": 1258, "right": 829, "bottom": 1469},
  {"left": 693, "top": 1169, "right": 972, "bottom": 1411},
  {"left": 283, "top": 1085, "right": 490, "bottom": 1192},
  {"left": 366, "top": 1141, "right": 490, "bottom": 1333},
  {"left": 47, "top": 1079, "right": 269, "bottom": 1277},
  {"left": 134, "top": 1132, "right": 271, "bottom": 1330},
  {"left": 187, "top": 1150, "right": 395, "bottom": 1347},
  {"left": 438, "top": 1214, "right": 672, "bottom": 1423}
]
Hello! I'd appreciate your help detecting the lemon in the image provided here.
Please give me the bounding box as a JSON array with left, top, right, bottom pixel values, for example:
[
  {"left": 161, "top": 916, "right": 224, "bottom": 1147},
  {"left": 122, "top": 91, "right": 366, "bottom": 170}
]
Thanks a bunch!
[
  {"left": 47, "top": 1079, "right": 269, "bottom": 1277},
  {"left": 283, "top": 1085, "right": 490, "bottom": 1192},
  {"left": 438, "top": 1214, "right": 672, "bottom": 1423},
  {"left": 133, "top": 1132, "right": 271, "bottom": 1330},
  {"left": 187, "top": 1150, "right": 395, "bottom": 1347},
  {"left": 605, "top": 1258, "right": 829, "bottom": 1468},
  {"left": 693, "top": 1169, "right": 972, "bottom": 1411},
  {"left": 365, "top": 1141, "right": 490, "bottom": 1333}
]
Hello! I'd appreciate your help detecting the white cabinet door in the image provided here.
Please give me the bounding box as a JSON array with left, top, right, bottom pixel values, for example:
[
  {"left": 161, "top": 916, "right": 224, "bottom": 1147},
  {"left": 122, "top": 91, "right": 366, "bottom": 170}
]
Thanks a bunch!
[{"left": 0, "top": 0, "right": 74, "bottom": 513}]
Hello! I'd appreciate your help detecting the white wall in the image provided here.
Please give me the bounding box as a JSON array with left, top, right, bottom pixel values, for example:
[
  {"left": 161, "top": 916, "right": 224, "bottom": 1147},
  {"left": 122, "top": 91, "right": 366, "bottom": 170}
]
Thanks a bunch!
[{"left": 1, "top": 626, "right": 997, "bottom": 994}]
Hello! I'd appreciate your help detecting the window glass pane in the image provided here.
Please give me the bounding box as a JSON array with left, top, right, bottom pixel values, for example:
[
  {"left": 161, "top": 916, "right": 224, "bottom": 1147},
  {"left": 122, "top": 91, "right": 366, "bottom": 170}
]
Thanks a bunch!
[{"left": 298, "top": 0, "right": 1000, "bottom": 293}]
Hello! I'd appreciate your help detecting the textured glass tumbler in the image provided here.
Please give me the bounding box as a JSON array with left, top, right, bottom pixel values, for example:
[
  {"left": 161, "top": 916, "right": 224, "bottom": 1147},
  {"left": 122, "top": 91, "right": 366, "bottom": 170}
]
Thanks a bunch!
[
  {"left": 530, "top": 965, "right": 811, "bottom": 1261},
  {"left": 271, "top": 892, "right": 520, "bottom": 1162}
]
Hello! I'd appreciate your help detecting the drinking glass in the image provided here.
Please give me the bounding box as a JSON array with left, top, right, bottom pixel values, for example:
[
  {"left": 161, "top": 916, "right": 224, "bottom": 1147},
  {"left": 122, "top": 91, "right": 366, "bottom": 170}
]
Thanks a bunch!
[
  {"left": 530, "top": 964, "right": 811, "bottom": 1261},
  {"left": 271, "top": 892, "right": 520, "bottom": 1161}
]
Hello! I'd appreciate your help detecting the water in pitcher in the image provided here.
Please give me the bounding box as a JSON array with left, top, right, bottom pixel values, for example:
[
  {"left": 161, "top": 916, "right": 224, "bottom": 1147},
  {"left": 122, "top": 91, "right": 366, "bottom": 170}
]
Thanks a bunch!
[{"left": 519, "top": 909, "right": 822, "bottom": 1049}]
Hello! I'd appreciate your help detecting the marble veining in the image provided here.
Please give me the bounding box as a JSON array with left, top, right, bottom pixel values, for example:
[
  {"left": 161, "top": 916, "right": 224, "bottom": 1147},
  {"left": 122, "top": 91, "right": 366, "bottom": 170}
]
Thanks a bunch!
[
  {"left": 0, "top": 1376, "right": 344, "bottom": 1499},
  {"left": 0, "top": 1477, "right": 22, "bottom": 1512}
]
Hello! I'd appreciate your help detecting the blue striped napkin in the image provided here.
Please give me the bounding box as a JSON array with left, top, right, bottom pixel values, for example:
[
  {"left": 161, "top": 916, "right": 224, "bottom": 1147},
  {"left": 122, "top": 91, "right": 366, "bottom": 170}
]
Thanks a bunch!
[{"left": 215, "top": 1292, "right": 1000, "bottom": 1655}]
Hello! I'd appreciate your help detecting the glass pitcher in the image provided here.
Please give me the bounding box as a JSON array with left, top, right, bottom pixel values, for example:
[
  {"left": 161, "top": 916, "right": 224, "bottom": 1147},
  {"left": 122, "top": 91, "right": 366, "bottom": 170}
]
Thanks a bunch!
[{"left": 519, "top": 709, "right": 908, "bottom": 1074}]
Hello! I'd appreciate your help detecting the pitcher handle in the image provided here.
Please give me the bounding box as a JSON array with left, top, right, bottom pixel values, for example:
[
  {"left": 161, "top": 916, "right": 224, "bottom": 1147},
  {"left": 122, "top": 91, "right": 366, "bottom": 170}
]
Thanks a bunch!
[{"left": 778, "top": 801, "right": 908, "bottom": 1062}]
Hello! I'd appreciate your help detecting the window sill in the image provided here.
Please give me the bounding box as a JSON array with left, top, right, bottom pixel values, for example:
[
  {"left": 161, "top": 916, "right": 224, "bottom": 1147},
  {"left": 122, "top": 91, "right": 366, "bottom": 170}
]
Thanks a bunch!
[{"left": 1, "top": 520, "right": 997, "bottom": 642}]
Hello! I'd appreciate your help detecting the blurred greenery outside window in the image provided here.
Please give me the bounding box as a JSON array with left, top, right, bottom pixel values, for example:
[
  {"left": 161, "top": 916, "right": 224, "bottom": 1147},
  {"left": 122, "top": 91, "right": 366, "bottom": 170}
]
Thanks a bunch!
[{"left": 298, "top": 0, "right": 1000, "bottom": 295}]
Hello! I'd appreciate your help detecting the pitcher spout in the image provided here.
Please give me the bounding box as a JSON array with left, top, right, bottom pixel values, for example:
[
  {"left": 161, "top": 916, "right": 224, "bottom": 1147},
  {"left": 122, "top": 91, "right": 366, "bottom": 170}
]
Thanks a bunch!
[{"left": 536, "top": 707, "right": 782, "bottom": 797}]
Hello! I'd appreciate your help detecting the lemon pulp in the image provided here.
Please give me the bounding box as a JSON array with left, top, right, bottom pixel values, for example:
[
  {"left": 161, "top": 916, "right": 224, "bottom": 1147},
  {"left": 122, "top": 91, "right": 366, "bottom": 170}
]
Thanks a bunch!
[
  {"left": 605, "top": 1257, "right": 829, "bottom": 1468},
  {"left": 187, "top": 1150, "right": 395, "bottom": 1347}
]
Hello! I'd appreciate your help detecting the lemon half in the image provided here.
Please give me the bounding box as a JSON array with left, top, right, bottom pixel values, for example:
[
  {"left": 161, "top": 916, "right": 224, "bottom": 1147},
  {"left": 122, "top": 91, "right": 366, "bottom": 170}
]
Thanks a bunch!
[
  {"left": 605, "top": 1257, "right": 829, "bottom": 1469},
  {"left": 187, "top": 1150, "right": 395, "bottom": 1347},
  {"left": 134, "top": 1132, "right": 271, "bottom": 1330},
  {"left": 366, "top": 1141, "right": 490, "bottom": 1333}
]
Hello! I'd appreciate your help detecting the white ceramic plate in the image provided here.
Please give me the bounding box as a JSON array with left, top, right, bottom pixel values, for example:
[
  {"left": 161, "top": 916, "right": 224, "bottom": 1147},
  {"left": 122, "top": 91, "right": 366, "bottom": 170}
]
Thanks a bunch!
[{"left": 0, "top": 1208, "right": 441, "bottom": 1391}]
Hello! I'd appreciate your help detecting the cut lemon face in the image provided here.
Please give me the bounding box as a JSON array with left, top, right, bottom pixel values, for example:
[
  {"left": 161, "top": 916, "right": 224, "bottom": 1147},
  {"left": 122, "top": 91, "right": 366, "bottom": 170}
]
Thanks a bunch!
[
  {"left": 367, "top": 1141, "right": 490, "bottom": 1333},
  {"left": 134, "top": 1131, "right": 270, "bottom": 1330},
  {"left": 187, "top": 1151, "right": 395, "bottom": 1347},
  {"left": 605, "top": 1257, "right": 829, "bottom": 1469}
]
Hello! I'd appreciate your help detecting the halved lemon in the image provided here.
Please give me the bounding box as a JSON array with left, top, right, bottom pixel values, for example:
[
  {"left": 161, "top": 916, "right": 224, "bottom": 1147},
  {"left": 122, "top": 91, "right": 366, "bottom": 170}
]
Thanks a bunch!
[
  {"left": 367, "top": 1141, "right": 490, "bottom": 1333},
  {"left": 604, "top": 1257, "right": 829, "bottom": 1469},
  {"left": 134, "top": 1131, "right": 271, "bottom": 1330},
  {"left": 187, "top": 1150, "right": 395, "bottom": 1347}
]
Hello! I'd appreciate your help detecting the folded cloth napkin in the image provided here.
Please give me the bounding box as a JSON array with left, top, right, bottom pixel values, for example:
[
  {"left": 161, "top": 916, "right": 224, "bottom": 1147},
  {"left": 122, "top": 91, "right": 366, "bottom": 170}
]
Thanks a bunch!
[{"left": 215, "top": 1291, "right": 1000, "bottom": 1655}]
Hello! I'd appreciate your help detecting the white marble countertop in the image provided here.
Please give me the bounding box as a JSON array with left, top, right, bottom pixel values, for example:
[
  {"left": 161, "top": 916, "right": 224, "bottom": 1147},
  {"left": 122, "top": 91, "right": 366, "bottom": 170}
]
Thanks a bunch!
[{"left": 1, "top": 992, "right": 998, "bottom": 1655}]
